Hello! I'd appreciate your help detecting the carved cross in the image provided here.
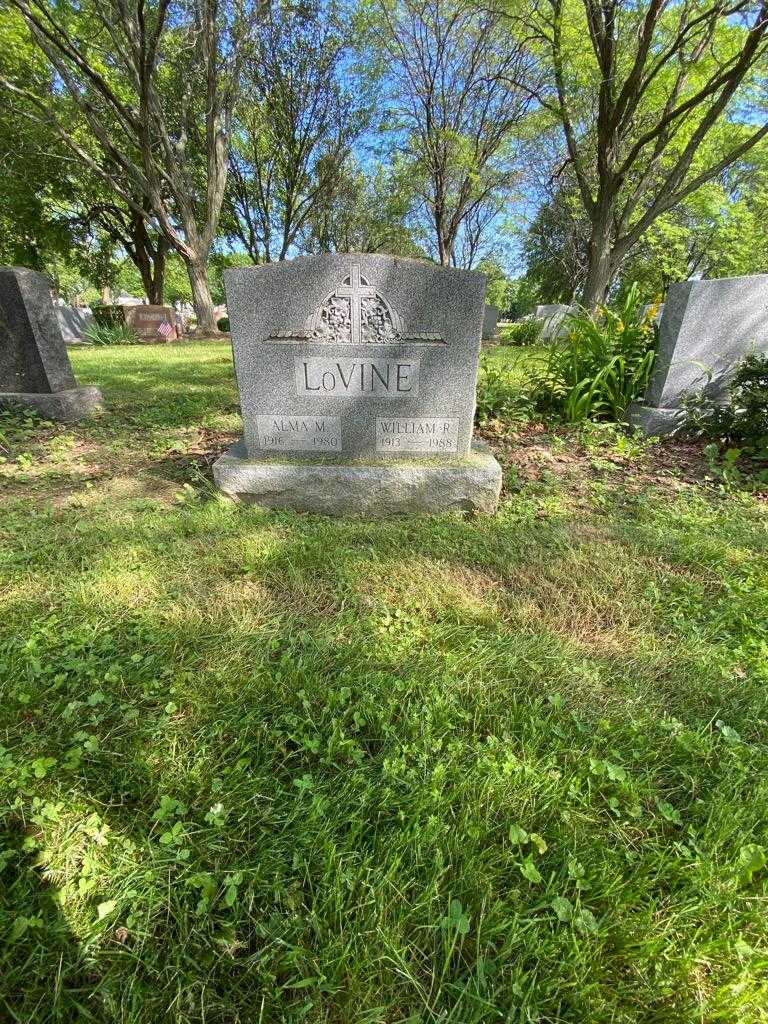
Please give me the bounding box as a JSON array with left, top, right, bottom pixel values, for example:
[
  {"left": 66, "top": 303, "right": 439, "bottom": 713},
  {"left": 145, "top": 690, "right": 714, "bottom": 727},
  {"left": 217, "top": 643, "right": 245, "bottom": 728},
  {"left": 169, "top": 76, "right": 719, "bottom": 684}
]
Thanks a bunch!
[{"left": 336, "top": 265, "right": 376, "bottom": 345}]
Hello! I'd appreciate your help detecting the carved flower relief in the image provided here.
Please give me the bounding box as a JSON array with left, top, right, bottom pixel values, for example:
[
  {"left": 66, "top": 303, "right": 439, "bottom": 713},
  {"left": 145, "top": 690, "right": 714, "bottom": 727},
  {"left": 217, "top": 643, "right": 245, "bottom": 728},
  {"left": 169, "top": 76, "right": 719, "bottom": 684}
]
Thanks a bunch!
[
  {"left": 308, "top": 275, "right": 403, "bottom": 344},
  {"left": 361, "top": 296, "right": 401, "bottom": 344},
  {"left": 313, "top": 296, "right": 352, "bottom": 343}
]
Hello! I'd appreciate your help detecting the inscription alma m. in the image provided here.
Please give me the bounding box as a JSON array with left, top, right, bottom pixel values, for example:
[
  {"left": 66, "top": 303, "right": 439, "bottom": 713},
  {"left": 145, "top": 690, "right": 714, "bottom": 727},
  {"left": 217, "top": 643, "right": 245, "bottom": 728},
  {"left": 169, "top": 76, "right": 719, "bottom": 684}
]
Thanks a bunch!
[{"left": 256, "top": 414, "right": 341, "bottom": 452}]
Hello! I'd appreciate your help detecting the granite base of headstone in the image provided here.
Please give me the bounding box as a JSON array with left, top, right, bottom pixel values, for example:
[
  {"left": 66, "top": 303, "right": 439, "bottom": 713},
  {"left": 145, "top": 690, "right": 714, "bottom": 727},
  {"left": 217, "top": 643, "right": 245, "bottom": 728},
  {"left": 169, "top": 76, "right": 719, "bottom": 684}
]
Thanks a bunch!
[
  {"left": 0, "top": 266, "right": 104, "bottom": 422},
  {"left": 482, "top": 304, "right": 500, "bottom": 341},
  {"left": 630, "top": 275, "right": 768, "bottom": 436},
  {"left": 213, "top": 254, "right": 502, "bottom": 517}
]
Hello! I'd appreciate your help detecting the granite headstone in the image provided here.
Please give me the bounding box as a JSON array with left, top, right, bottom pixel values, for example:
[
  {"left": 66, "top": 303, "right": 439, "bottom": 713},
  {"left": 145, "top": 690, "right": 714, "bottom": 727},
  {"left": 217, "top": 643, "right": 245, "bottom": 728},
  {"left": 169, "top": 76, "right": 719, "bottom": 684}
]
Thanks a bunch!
[
  {"left": 0, "top": 267, "right": 103, "bottom": 421},
  {"left": 482, "top": 304, "right": 500, "bottom": 341},
  {"left": 55, "top": 302, "right": 93, "bottom": 343},
  {"left": 631, "top": 275, "right": 768, "bottom": 435},
  {"left": 214, "top": 253, "right": 502, "bottom": 515},
  {"left": 535, "top": 303, "right": 574, "bottom": 339}
]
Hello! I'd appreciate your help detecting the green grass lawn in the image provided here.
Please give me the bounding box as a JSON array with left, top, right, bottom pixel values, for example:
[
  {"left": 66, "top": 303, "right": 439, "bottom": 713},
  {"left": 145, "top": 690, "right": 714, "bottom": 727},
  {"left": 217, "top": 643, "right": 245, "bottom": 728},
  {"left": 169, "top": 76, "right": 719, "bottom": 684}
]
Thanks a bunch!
[{"left": 1, "top": 341, "right": 767, "bottom": 1023}]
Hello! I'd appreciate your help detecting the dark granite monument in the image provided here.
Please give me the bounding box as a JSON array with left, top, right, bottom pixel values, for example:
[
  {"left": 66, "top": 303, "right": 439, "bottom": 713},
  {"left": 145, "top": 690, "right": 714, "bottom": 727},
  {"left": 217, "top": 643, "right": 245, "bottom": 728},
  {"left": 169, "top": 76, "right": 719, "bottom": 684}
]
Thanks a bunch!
[{"left": 0, "top": 267, "right": 103, "bottom": 421}]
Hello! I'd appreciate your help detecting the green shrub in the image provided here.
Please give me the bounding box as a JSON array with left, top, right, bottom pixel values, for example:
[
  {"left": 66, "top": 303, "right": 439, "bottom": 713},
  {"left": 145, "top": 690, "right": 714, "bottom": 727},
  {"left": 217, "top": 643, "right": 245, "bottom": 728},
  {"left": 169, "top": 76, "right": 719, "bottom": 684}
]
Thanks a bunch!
[
  {"left": 499, "top": 318, "right": 543, "bottom": 347},
  {"left": 217, "top": 316, "right": 230, "bottom": 332},
  {"left": 530, "top": 285, "right": 658, "bottom": 422},
  {"left": 84, "top": 322, "right": 140, "bottom": 347},
  {"left": 684, "top": 353, "right": 768, "bottom": 456},
  {"left": 475, "top": 361, "right": 533, "bottom": 426}
]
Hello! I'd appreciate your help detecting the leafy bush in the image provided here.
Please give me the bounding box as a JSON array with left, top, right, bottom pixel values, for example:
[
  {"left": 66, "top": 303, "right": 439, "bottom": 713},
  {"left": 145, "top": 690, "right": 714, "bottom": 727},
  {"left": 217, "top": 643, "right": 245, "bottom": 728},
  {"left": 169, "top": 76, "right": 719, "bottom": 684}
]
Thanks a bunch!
[
  {"left": 217, "top": 316, "right": 230, "bottom": 332},
  {"left": 530, "top": 285, "right": 658, "bottom": 422},
  {"left": 499, "top": 318, "right": 543, "bottom": 347},
  {"left": 475, "top": 361, "right": 533, "bottom": 426},
  {"left": 684, "top": 353, "right": 768, "bottom": 456},
  {"left": 84, "top": 322, "right": 140, "bottom": 347}
]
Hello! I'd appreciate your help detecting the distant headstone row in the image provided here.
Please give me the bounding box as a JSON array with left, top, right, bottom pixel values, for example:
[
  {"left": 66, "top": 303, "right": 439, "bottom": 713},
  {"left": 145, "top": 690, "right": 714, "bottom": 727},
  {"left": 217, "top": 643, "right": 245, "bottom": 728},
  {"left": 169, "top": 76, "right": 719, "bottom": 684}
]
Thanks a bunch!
[
  {"left": 213, "top": 254, "right": 502, "bottom": 516},
  {"left": 0, "top": 266, "right": 103, "bottom": 421}
]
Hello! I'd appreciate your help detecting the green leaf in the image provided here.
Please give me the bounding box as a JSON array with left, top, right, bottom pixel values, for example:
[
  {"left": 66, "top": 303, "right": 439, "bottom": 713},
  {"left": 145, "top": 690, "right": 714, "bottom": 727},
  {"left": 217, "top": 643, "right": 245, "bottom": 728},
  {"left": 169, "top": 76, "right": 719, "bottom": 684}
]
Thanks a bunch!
[
  {"left": 97, "top": 900, "right": 116, "bottom": 920},
  {"left": 551, "top": 896, "right": 573, "bottom": 922},
  {"left": 656, "top": 800, "right": 682, "bottom": 825},
  {"left": 574, "top": 908, "right": 598, "bottom": 935},
  {"left": 441, "top": 898, "right": 470, "bottom": 935},
  {"left": 716, "top": 720, "right": 743, "bottom": 744},
  {"left": 530, "top": 833, "right": 548, "bottom": 855},
  {"left": 519, "top": 857, "right": 543, "bottom": 884},
  {"left": 8, "top": 917, "right": 30, "bottom": 942},
  {"left": 508, "top": 825, "right": 529, "bottom": 845},
  {"left": 567, "top": 856, "right": 586, "bottom": 881},
  {"left": 738, "top": 843, "right": 767, "bottom": 883}
]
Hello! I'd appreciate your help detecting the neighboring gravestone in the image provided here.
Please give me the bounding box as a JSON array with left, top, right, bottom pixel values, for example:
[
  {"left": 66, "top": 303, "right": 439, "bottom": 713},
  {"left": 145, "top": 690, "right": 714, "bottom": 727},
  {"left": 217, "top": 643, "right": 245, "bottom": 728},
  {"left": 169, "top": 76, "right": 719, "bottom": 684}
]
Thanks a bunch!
[
  {"left": 482, "top": 304, "right": 500, "bottom": 341},
  {"left": 631, "top": 275, "right": 768, "bottom": 435},
  {"left": 92, "top": 303, "right": 177, "bottom": 341},
  {"left": 535, "top": 303, "right": 574, "bottom": 339},
  {"left": 125, "top": 304, "right": 177, "bottom": 341},
  {"left": 213, "top": 254, "right": 502, "bottom": 516},
  {"left": 0, "top": 267, "right": 103, "bottom": 421},
  {"left": 55, "top": 303, "right": 93, "bottom": 343}
]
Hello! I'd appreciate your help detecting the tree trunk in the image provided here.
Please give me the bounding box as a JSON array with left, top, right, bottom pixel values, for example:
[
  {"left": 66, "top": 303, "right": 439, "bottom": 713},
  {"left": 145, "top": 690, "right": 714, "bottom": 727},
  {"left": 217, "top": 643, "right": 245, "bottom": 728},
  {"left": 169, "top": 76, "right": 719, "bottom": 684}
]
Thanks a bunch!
[
  {"left": 581, "top": 214, "right": 616, "bottom": 309},
  {"left": 185, "top": 253, "right": 219, "bottom": 334},
  {"left": 148, "top": 241, "right": 166, "bottom": 305},
  {"left": 131, "top": 215, "right": 168, "bottom": 305}
]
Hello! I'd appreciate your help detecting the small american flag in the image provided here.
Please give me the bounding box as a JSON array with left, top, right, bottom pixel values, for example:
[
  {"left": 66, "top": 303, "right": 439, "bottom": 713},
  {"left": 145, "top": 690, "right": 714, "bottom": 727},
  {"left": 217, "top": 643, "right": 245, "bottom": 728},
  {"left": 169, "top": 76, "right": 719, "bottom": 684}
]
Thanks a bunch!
[{"left": 157, "top": 321, "right": 175, "bottom": 340}]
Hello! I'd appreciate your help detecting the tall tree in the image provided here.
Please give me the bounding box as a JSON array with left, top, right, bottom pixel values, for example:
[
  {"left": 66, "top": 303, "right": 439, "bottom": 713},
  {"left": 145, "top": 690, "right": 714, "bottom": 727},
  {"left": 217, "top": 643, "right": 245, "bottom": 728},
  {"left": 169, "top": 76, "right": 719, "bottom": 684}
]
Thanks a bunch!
[
  {"left": 304, "top": 158, "right": 425, "bottom": 256},
  {"left": 0, "top": 8, "right": 74, "bottom": 269},
  {"left": 71, "top": 197, "right": 170, "bottom": 305},
  {"left": 523, "top": 176, "right": 590, "bottom": 301},
  {"left": 529, "top": 0, "right": 768, "bottom": 306},
  {"left": 372, "top": 0, "right": 537, "bottom": 265},
  {"left": 1, "top": 0, "right": 257, "bottom": 332},
  {"left": 225, "top": 1, "right": 367, "bottom": 263}
]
